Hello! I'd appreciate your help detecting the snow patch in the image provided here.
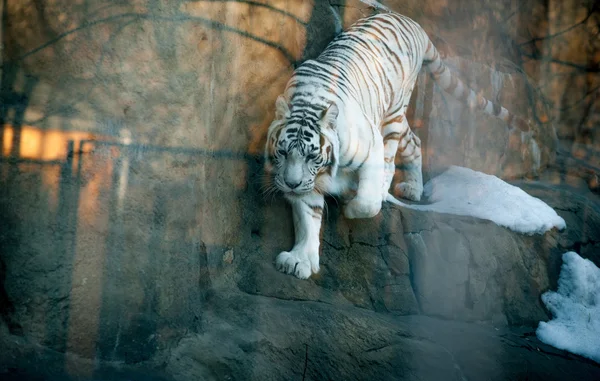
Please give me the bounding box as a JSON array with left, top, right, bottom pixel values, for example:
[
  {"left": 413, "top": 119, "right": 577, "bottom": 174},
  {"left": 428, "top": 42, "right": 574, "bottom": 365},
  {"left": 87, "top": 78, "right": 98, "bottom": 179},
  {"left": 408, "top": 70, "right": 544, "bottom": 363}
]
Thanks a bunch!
[
  {"left": 536, "top": 251, "right": 600, "bottom": 364},
  {"left": 387, "top": 166, "right": 566, "bottom": 235}
]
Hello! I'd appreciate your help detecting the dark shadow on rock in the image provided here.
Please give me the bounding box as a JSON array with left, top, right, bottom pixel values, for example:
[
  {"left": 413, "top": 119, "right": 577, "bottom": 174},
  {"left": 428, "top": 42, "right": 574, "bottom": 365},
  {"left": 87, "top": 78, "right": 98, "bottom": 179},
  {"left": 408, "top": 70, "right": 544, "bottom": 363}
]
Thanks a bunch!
[
  {"left": 0, "top": 256, "right": 22, "bottom": 335},
  {"left": 164, "top": 292, "right": 600, "bottom": 381},
  {"left": 299, "top": 0, "right": 343, "bottom": 64}
]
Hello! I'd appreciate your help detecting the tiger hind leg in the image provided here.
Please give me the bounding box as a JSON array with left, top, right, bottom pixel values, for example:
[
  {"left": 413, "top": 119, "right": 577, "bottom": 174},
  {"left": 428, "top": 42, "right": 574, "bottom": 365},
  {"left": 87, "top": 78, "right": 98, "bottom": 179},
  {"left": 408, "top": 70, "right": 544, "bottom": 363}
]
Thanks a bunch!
[
  {"left": 381, "top": 116, "right": 403, "bottom": 195},
  {"left": 388, "top": 117, "right": 423, "bottom": 202}
]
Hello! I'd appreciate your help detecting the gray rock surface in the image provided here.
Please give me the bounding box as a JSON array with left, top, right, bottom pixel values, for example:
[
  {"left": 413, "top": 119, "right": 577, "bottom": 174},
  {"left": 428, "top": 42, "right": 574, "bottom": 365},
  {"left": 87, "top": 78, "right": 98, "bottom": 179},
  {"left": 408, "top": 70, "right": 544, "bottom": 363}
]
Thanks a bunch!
[
  {"left": 1, "top": 0, "right": 598, "bottom": 379},
  {"left": 2, "top": 292, "right": 600, "bottom": 381},
  {"left": 165, "top": 294, "right": 600, "bottom": 381},
  {"left": 2, "top": 151, "right": 600, "bottom": 379}
]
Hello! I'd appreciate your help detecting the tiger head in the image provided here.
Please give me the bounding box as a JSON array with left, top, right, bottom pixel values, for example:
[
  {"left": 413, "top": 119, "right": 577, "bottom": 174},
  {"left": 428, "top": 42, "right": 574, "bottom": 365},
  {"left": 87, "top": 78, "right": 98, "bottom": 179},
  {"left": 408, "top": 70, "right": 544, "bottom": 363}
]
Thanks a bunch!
[{"left": 265, "top": 95, "right": 340, "bottom": 196}]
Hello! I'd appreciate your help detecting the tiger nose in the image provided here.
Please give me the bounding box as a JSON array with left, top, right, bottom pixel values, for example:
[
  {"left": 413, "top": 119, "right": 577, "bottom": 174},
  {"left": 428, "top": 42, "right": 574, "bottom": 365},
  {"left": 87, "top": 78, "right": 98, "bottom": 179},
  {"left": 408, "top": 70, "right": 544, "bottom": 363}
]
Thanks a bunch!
[{"left": 285, "top": 180, "right": 301, "bottom": 189}]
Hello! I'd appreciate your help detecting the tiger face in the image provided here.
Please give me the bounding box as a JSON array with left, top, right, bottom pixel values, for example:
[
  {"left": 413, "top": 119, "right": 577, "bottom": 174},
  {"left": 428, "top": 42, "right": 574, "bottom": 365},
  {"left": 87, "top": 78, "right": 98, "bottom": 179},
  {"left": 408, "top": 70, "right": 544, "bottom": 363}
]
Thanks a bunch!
[{"left": 265, "top": 96, "right": 340, "bottom": 196}]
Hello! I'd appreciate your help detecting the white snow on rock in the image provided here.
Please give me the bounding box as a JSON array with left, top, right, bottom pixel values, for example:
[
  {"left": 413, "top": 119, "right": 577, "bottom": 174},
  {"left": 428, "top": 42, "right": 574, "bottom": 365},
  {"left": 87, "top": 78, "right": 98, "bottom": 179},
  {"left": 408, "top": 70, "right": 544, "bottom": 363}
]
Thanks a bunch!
[
  {"left": 536, "top": 251, "right": 600, "bottom": 364},
  {"left": 387, "top": 166, "right": 566, "bottom": 235}
]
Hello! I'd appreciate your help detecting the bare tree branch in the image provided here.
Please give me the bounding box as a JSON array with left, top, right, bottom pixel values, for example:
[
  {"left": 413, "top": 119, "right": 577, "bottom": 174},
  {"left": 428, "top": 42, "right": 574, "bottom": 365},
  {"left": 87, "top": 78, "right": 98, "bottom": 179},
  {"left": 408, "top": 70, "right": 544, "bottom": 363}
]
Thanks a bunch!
[
  {"left": 559, "top": 85, "right": 600, "bottom": 111},
  {"left": 519, "top": 3, "right": 599, "bottom": 47},
  {"left": 189, "top": 0, "right": 308, "bottom": 26},
  {"left": 16, "top": 12, "right": 298, "bottom": 66},
  {"left": 522, "top": 53, "right": 600, "bottom": 73}
]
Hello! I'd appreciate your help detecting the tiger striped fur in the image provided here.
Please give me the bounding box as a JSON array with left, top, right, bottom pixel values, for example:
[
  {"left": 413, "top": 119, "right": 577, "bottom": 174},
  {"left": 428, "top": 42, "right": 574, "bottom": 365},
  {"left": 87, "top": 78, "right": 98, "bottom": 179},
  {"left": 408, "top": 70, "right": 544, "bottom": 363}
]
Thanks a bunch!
[{"left": 265, "top": 11, "right": 538, "bottom": 279}]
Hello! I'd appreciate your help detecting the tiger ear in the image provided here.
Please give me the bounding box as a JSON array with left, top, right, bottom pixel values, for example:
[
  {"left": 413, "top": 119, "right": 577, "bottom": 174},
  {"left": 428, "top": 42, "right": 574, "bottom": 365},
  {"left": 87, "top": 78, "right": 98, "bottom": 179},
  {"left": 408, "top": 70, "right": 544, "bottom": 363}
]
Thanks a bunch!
[
  {"left": 321, "top": 103, "right": 339, "bottom": 127},
  {"left": 265, "top": 98, "right": 288, "bottom": 174},
  {"left": 275, "top": 95, "right": 290, "bottom": 120},
  {"left": 265, "top": 121, "right": 283, "bottom": 169}
]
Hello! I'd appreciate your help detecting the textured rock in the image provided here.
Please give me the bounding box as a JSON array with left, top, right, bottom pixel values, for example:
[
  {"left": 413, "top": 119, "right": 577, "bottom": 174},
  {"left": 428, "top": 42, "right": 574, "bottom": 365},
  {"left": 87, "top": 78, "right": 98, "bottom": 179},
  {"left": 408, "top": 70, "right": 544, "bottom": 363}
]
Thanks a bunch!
[
  {"left": 2, "top": 296, "right": 600, "bottom": 381},
  {"left": 2, "top": 0, "right": 357, "bottom": 153},
  {"left": 3, "top": 0, "right": 557, "bottom": 171},
  {"left": 0, "top": 0, "right": 597, "bottom": 379},
  {"left": 163, "top": 294, "right": 600, "bottom": 381},
  {"left": 3, "top": 141, "right": 599, "bottom": 370},
  {"left": 237, "top": 180, "right": 593, "bottom": 327}
]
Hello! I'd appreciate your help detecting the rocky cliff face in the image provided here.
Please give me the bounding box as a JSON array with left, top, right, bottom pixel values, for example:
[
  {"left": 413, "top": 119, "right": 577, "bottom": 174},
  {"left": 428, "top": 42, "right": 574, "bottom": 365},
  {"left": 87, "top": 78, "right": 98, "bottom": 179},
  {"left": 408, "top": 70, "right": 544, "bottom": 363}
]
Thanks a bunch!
[
  {"left": 1, "top": 0, "right": 599, "bottom": 379},
  {"left": 3, "top": 0, "right": 556, "bottom": 172},
  {"left": 1, "top": 141, "right": 600, "bottom": 379}
]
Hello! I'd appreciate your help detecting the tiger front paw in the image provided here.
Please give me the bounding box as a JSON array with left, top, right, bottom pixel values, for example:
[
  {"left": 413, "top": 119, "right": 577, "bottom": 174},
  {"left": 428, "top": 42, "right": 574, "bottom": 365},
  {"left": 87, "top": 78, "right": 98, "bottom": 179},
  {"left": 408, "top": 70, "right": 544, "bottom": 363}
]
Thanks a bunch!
[{"left": 275, "top": 250, "right": 319, "bottom": 279}]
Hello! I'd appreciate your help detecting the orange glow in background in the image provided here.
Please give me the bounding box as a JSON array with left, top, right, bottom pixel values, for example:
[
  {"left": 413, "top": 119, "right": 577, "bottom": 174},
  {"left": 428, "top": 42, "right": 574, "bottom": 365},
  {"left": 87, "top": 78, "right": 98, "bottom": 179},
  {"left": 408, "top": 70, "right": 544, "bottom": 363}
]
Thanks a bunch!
[{"left": 2, "top": 124, "right": 101, "bottom": 161}]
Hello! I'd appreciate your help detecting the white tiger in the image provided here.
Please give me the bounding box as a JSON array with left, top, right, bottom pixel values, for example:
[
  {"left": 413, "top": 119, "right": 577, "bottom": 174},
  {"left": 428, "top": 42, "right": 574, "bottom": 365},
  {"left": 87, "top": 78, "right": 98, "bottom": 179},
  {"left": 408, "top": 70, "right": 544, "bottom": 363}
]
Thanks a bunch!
[{"left": 264, "top": 12, "right": 539, "bottom": 279}]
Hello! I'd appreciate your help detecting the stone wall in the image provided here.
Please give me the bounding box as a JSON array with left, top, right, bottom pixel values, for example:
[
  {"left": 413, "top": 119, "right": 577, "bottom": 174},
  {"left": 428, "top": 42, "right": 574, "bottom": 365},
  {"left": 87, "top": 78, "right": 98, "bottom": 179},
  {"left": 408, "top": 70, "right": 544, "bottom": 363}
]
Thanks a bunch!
[
  {"left": 1, "top": 0, "right": 598, "bottom": 376},
  {"left": 3, "top": 0, "right": 557, "bottom": 165}
]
